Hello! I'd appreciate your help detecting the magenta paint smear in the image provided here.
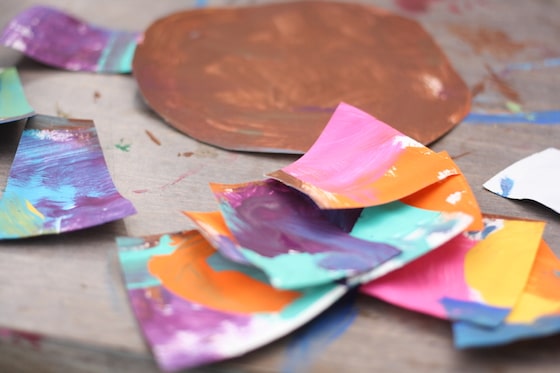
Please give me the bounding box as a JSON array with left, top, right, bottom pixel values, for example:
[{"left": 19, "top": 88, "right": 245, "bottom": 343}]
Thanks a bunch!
[
  {"left": 0, "top": 5, "right": 139, "bottom": 73},
  {"left": 0, "top": 115, "right": 136, "bottom": 239}
]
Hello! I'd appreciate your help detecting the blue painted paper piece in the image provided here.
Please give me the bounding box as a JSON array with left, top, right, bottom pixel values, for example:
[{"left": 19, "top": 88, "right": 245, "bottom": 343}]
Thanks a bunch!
[
  {"left": 453, "top": 314, "right": 560, "bottom": 349},
  {"left": 441, "top": 297, "right": 510, "bottom": 327}
]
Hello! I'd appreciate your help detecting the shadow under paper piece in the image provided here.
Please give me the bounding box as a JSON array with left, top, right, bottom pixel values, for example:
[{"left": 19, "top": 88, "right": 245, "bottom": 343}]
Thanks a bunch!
[
  {"left": 117, "top": 230, "right": 347, "bottom": 372},
  {"left": 0, "top": 114, "right": 136, "bottom": 239},
  {"left": 0, "top": 5, "right": 139, "bottom": 73},
  {"left": 0, "top": 67, "right": 34, "bottom": 124}
]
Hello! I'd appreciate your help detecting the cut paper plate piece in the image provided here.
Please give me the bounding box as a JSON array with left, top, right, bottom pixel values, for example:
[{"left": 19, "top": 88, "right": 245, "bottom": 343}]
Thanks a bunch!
[
  {"left": 117, "top": 230, "right": 347, "bottom": 372},
  {"left": 0, "top": 5, "right": 139, "bottom": 73},
  {"left": 453, "top": 240, "right": 560, "bottom": 348},
  {"left": 268, "top": 103, "right": 460, "bottom": 209},
  {"left": 361, "top": 217, "right": 545, "bottom": 327},
  {"left": 0, "top": 115, "right": 136, "bottom": 239},
  {"left": 483, "top": 148, "right": 560, "bottom": 214},
  {"left": 133, "top": 1, "right": 470, "bottom": 153},
  {"left": 401, "top": 153, "right": 483, "bottom": 231},
  {"left": 211, "top": 179, "right": 401, "bottom": 289},
  {"left": 0, "top": 67, "right": 34, "bottom": 123}
]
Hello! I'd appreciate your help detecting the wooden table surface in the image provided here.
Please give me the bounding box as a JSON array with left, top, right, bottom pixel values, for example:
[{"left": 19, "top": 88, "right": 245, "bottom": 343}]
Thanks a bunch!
[{"left": 1, "top": 1, "right": 559, "bottom": 372}]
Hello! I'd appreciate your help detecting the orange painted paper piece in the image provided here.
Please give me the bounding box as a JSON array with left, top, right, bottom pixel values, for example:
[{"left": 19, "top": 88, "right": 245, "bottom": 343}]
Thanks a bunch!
[
  {"left": 401, "top": 152, "right": 483, "bottom": 231},
  {"left": 184, "top": 210, "right": 234, "bottom": 239},
  {"left": 506, "top": 240, "right": 560, "bottom": 324},
  {"left": 148, "top": 231, "right": 300, "bottom": 314}
]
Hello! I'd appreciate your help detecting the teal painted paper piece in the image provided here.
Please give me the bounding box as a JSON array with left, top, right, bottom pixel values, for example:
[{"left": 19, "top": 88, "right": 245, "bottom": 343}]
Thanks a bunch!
[
  {"left": 0, "top": 67, "right": 34, "bottom": 123},
  {"left": 349, "top": 201, "right": 472, "bottom": 285}
]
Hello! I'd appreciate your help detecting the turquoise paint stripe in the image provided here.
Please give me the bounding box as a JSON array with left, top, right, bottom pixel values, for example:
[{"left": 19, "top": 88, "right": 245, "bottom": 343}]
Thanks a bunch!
[{"left": 0, "top": 67, "right": 34, "bottom": 123}]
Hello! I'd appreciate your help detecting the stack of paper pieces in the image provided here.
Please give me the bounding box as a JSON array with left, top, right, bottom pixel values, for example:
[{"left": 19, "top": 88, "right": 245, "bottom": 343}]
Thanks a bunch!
[{"left": 116, "top": 103, "right": 558, "bottom": 371}]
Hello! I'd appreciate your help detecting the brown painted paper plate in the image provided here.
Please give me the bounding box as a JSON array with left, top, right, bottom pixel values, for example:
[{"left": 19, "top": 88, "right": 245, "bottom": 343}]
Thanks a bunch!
[{"left": 133, "top": 1, "right": 471, "bottom": 153}]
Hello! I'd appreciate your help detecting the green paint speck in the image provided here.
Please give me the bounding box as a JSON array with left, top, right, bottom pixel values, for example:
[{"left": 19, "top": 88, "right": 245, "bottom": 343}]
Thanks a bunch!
[
  {"left": 505, "top": 101, "right": 523, "bottom": 113},
  {"left": 115, "top": 138, "right": 131, "bottom": 152}
]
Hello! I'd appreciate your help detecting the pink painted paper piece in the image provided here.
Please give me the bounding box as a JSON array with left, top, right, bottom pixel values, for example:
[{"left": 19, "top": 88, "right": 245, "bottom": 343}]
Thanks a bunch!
[{"left": 268, "top": 103, "right": 459, "bottom": 209}]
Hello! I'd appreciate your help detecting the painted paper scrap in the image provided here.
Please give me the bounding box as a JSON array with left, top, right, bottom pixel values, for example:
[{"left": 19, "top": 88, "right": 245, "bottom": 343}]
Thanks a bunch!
[
  {"left": 117, "top": 230, "right": 347, "bottom": 372},
  {"left": 0, "top": 115, "right": 136, "bottom": 239},
  {"left": 183, "top": 210, "right": 252, "bottom": 265},
  {"left": 268, "top": 103, "right": 460, "bottom": 209},
  {"left": 348, "top": 200, "right": 473, "bottom": 286},
  {"left": 483, "top": 148, "right": 560, "bottom": 213},
  {"left": 361, "top": 217, "right": 544, "bottom": 327},
  {"left": 0, "top": 5, "right": 139, "bottom": 73},
  {"left": 210, "top": 179, "right": 401, "bottom": 289},
  {"left": 401, "top": 152, "right": 483, "bottom": 231},
  {"left": 0, "top": 67, "right": 34, "bottom": 123},
  {"left": 453, "top": 240, "right": 560, "bottom": 348}
]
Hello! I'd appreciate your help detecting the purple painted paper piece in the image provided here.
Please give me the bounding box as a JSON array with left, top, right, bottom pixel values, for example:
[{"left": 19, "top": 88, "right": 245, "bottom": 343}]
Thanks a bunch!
[
  {"left": 0, "top": 114, "right": 136, "bottom": 239},
  {"left": 118, "top": 231, "right": 348, "bottom": 371},
  {"left": 0, "top": 5, "right": 139, "bottom": 73},
  {"left": 211, "top": 179, "right": 400, "bottom": 273}
]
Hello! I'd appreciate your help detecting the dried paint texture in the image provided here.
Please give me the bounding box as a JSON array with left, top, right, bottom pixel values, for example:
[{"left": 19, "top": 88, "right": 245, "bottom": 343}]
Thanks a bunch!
[
  {"left": 117, "top": 230, "right": 347, "bottom": 371},
  {"left": 453, "top": 240, "right": 560, "bottom": 348},
  {"left": 483, "top": 148, "right": 560, "bottom": 214},
  {"left": 187, "top": 199, "right": 472, "bottom": 289},
  {"left": 0, "top": 67, "right": 34, "bottom": 123},
  {"left": 184, "top": 210, "right": 252, "bottom": 265},
  {"left": 210, "top": 180, "right": 401, "bottom": 289},
  {"left": 0, "top": 5, "right": 139, "bottom": 73},
  {"left": 268, "top": 103, "right": 460, "bottom": 209},
  {"left": 401, "top": 153, "right": 483, "bottom": 231},
  {"left": 133, "top": 1, "right": 470, "bottom": 153},
  {"left": 0, "top": 115, "right": 136, "bottom": 239},
  {"left": 348, "top": 200, "right": 472, "bottom": 286},
  {"left": 361, "top": 217, "right": 544, "bottom": 327}
]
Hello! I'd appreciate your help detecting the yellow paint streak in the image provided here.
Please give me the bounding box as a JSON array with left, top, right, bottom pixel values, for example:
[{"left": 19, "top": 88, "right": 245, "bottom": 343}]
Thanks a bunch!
[
  {"left": 26, "top": 200, "right": 45, "bottom": 220},
  {"left": 465, "top": 219, "right": 544, "bottom": 308},
  {"left": 507, "top": 241, "right": 560, "bottom": 323}
]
